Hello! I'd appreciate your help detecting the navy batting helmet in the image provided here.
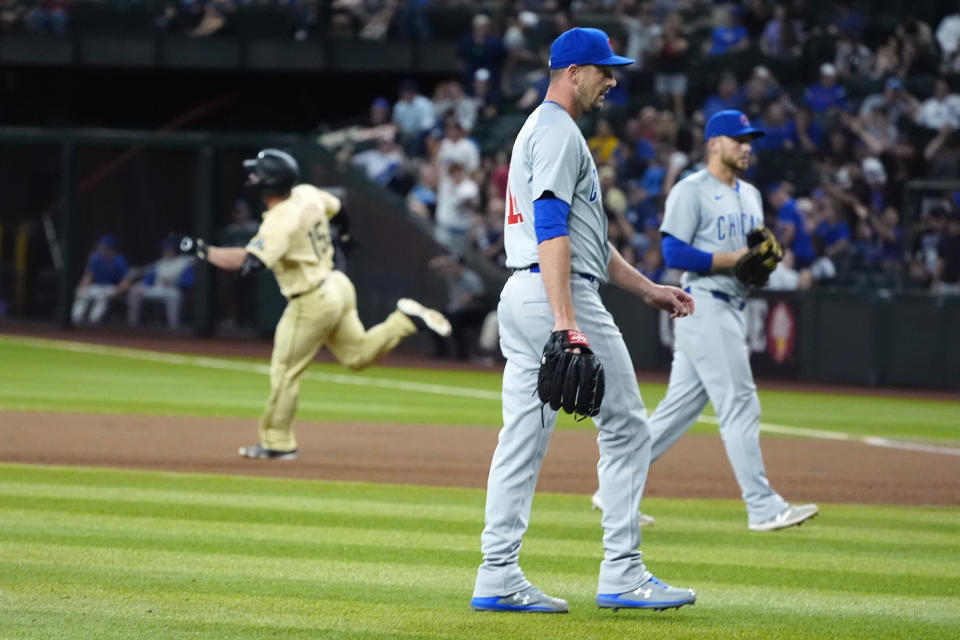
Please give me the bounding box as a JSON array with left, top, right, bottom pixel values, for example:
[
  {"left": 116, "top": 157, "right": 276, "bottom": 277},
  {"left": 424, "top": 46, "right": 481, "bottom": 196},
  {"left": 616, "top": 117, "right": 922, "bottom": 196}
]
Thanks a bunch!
[{"left": 242, "top": 149, "right": 300, "bottom": 196}]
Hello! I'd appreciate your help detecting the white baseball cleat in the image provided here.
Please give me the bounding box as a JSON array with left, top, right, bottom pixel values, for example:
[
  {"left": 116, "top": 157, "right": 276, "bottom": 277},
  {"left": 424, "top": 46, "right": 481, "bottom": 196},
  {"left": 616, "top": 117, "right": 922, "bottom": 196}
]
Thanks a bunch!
[
  {"left": 591, "top": 491, "right": 656, "bottom": 527},
  {"left": 748, "top": 503, "right": 819, "bottom": 532},
  {"left": 397, "top": 298, "right": 452, "bottom": 337}
]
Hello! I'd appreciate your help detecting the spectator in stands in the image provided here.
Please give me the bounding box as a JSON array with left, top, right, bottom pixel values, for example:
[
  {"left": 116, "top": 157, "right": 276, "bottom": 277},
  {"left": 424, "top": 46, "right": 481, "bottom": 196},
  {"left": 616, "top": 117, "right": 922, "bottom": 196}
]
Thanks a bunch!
[
  {"left": 437, "top": 115, "right": 480, "bottom": 174},
  {"left": 502, "top": 10, "right": 543, "bottom": 99},
  {"left": 908, "top": 206, "right": 948, "bottom": 288},
  {"left": 427, "top": 253, "right": 488, "bottom": 360},
  {"left": 766, "top": 249, "right": 814, "bottom": 291},
  {"left": 914, "top": 77, "right": 960, "bottom": 131},
  {"left": 768, "top": 182, "right": 816, "bottom": 269},
  {"left": 813, "top": 196, "right": 853, "bottom": 260},
  {"left": 125, "top": 235, "right": 196, "bottom": 330},
  {"left": 588, "top": 119, "right": 623, "bottom": 166},
  {"left": 432, "top": 79, "right": 477, "bottom": 133},
  {"left": 933, "top": 210, "right": 960, "bottom": 294},
  {"left": 803, "top": 63, "right": 850, "bottom": 115},
  {"left": 859, "top": 78, "right": 916, "bottom": 126},
  {"left": 1, "top": 0, "right": 26, "bottom": 34},
  {"left": 638, "top": 244, "right": 665, "bottom": 283},
  {"left": 833, "top": 29, "right": 872, "bottom": 79},
  {"left": 433, "top": 160, "right": 479, "bottom": 251},
  {"left": 392, "top": 79, "right": 436, "bottom": 154},
  {"left": 829, "top": 1, "right": 864, "bottom": 38},
  {"left": 474, "top": 196, "right": 505, "bottom": 267},
  {"left": 26, "top": 0, "right": 69, "bottom": 36},
  {"left": 456, "top": 13, "right": 507, "bottom": 93},
  {"left": 351, "top": 131, "right": 405, "bottom": 190},
  {"left": 407, "top": 161, "right": 439, "bottom": 221},
  {"left": 702, "top": 71, "right": 743, "bottom": 121},
  {"left": 923, "top": 122, "right": 960, "bottom": 179},
  {"left": 705, "top": 3, "right": 749, "bottom": 56},
  {"left": 71, "top": 234, "right": 129, "bottom": 326},
  {"left": 618, "top": 0, "right": 661, "bottom": 68},
  {"left": 872, "top": 206, "right": 905, "bottom": 273},
  {"left": 469, "top": 68, "right": 500, "bottom": 122},
  {"left": 936, "top": 1, "right": 960, "bottom": 71},
  {"left": 760, "top": 4, "right": 803, "bottom": 60},
  {"left": 753, "top": 102, "right": 796, "bottom": 151},
  {"left": 652, "top": 12, "right": 691, "bottom": 121}
]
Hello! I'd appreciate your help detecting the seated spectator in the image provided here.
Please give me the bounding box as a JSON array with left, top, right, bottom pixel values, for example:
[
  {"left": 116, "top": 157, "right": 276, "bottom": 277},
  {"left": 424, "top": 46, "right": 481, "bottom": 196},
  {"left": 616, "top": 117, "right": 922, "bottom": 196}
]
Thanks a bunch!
[
  {"left": 26, "top": 0, "right": 68, "bottom": 35},
  {"left": 803, "top": 63, "right": 850, "bottom": 115},
  {"left": 914, "top": 77, "right": 960, "bottom": 131},
  {"left": 760, "top": 4, "right": 803, "bottom": 59},
  {"left": 702, "top": 72, "right": 744, "bottom": 121},
  {"left": 470, "top": 68, "right": 501, "bottom": 122},
  {"left": 1, "top": 0, "right": 27, "bottom": 35},
  {"left": 588, "top": 119, "right": 623, "bottom": 166},
  {"left": 71, "top": 234, "right": 129, "bottom": 326},
  {"left": 933, "top": 210, "right": 960, "bottom": 294},
  {"left": 598, "top": 165, "right": 628, "bottom": 219},
  {"left": 754, "top": 102, "right": 797, "bottom": 151},
  {"left": 434, "top": 161, "right": 479, "bottom": 251},
  {"left": 392, "top": 79, "right": 436, "bottom": 154},
  {"left": 457, "top": 13, "right": 507, "bottom": 92},
  {"left": 907, "top": 206, "right": 948, "bottom": 288},
  {"left": 829, "top": 1, "right": 864, "bottom": 39},
  {"left": 433, "top": 79, "right": 478, "bottom": 134},
  {"left": 768, "top": 183, "right": 816, "bottom": 268},
  {"left": 437, "top": 116, "right": 480, "bottom": 175},
  {"left": 859, "top": 78, "right": 917, "bottom": 126},
  {"left": 618, "top": 0, "right": 662, "bottom": 68},
  {"left": 638, "top": 244, "right": 665, "bottom": 283},
  {"left": 652, "top": 12, "right": 691, "bottom": 121},
  {"left": 473, "top": 196, "right": 505, "bottom": 267},
  {"left": 792, "top": 105, "right": 824, "bottom": 152},
  {"left": 351, "top": 131, "right": 405, "bottom": 189},
  {"left": 814, "top": 196, "right": 853, "bottom": 259},
  {"left": 833, "top": 29, "right": 872, "bottom": 79},
  {"left": 936, "top": 1, "right": 960, "bottom": 71},
  {"left": 873, "top": 206, "right": 905, "bottom": 271},
  {"left": 705, "top": 4, "right": 749, "bottom": 56},
  {"left": 406, "top": 162, "right": 439, "bottom": 221},
  {"left": 125, "top": 236, "right": 196, "bottom": 329},
  {"left": 740, "top": 66, "right": 783, "bottom": 120},
  {"left": 427, "top": 254, "right": 488, "bottom": 360}
]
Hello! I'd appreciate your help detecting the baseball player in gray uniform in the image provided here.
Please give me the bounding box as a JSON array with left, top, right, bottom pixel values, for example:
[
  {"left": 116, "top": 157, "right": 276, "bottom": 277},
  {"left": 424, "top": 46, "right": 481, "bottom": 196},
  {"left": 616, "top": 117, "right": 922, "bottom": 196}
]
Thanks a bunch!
[
  {"left": 595, "top": 110, "right": 818, "bottom": 532},
  {"left": 471, "top": 28, "right": 697, "bottom": 614}
]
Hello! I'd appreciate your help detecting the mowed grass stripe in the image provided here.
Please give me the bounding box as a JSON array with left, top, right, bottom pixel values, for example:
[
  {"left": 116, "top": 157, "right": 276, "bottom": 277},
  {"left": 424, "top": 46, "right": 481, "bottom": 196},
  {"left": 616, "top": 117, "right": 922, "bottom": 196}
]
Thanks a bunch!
[
  {"left": 5, "top": 506, "right": 960, "bottom": 579},
  {"left": 3, "top": 565, "right": 957, "bottom": 640}
]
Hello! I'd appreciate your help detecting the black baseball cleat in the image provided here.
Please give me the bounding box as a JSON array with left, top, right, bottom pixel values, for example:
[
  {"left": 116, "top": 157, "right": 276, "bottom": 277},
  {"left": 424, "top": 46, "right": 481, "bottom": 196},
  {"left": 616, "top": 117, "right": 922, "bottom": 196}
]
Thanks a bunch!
[
  {"left": 238, "top": 444, "right": 299, "bottom": 460},
  {"left": 397, "top": 298, "right": 452, "bottom": 337}
]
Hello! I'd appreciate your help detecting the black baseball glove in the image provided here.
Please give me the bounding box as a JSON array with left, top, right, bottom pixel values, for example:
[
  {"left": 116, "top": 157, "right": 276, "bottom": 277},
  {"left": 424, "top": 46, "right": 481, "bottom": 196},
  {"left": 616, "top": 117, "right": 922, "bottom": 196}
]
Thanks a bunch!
[
  {"left": 733, "top": 226, "right": 783, "bottom": 287},
  {"left": 537, "top": 329, "right": 605, "bottom": 419}
]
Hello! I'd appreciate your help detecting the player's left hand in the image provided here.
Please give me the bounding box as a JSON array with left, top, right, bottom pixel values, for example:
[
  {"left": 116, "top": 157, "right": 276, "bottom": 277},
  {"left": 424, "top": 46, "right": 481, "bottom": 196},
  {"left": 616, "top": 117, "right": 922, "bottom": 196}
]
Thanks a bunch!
[{"left": 643, "top": 285, "right": 695, "bottom": 319}]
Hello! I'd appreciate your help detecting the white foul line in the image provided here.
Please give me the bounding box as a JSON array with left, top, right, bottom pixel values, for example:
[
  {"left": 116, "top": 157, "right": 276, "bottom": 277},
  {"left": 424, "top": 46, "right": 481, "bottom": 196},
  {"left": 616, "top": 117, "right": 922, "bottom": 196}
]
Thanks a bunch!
[{"left": 3, "top": 335, "right": 959, "bottom": 456}]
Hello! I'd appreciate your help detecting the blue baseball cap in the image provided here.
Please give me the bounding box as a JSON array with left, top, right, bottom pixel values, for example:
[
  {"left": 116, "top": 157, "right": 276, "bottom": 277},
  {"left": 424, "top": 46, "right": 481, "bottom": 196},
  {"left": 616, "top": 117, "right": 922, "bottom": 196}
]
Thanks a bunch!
[
  {"left": 549, "top": 27, "right": 635, "bottom": 70},
  {"left": 704, "top": 109, "right": 765, "bottom": 140}
]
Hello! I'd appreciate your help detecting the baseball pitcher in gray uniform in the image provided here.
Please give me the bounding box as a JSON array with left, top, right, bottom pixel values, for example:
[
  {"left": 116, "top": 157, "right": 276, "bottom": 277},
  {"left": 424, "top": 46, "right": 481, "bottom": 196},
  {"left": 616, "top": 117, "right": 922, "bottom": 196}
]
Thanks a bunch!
[
  {"left": 470, "top": 28, "right": 697, "bottom": 614},
  {"left": 595, "top": 110, "right": 818, "bottom": 532}
]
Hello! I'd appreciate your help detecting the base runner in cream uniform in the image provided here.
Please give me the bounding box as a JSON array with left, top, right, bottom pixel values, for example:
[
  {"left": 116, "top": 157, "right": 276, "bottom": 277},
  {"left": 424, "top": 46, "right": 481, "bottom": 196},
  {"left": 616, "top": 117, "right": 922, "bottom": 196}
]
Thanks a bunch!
[{"left": 180, "top": 149, "right": 452, "bottom": 460}]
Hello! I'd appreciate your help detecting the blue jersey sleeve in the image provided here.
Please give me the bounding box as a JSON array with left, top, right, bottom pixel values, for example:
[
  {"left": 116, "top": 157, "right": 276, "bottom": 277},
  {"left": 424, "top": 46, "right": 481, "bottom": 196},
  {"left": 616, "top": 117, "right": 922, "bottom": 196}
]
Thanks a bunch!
[
  {"left": 533, "top": 196, "right": 570, "bottom": 244},
  {"left": 661, "top": 234, "right": 713, "bottom": 273}
]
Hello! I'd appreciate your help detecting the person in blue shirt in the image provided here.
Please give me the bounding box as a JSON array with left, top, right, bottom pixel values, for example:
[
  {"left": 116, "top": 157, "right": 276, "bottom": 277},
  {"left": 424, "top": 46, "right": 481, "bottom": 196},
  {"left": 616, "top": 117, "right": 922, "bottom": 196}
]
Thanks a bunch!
[
  {"left": 767, "top": 183, "right": 816, "bottom": 268},
  {"left": 705, "top": 5, "right": 749, "bottom": 56},
  {"left": 71, "top": 233, "right": 129, "bottom": 325},
  {"left": 702, "top": 72, "right": 744, "bottom": 121},
  {"left": 803, "top": 63, "right": 850, "bottom": 114},
  {"left": 813, "top": 197, "right": 852, "bottom": 259}
]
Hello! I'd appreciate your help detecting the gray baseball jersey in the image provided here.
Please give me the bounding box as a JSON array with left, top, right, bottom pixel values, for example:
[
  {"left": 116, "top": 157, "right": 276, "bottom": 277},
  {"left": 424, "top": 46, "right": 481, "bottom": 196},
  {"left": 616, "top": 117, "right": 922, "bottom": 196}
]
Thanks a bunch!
[
  {"left": 660, "top": 168, "right": 764, "bottom": 299},
  {"left": 649, "top": 168, "right": 788, "bottom": 525},
  {"left": 503, "top": 101, "right": 610, "bottom": 281},
  {"left": 474, "top": 101, "right": 658, "bottom": 599}
]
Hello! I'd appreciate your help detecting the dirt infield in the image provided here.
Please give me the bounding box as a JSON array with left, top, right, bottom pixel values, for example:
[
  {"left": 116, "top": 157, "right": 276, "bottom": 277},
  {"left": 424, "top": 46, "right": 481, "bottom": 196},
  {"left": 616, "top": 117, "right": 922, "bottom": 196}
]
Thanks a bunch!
[
  {"left": 2, "top": 411, "right": 958, "bottom": 507},
  {"left": 2, "top": 325, "right": 958, "bottom": 508}
]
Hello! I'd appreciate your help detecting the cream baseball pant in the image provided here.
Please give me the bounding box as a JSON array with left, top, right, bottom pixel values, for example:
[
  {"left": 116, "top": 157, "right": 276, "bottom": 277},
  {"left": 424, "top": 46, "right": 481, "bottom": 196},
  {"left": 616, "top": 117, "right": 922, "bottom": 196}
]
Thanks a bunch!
[{"left": 258, "top": 270, "right": 416, "bottom": 451}]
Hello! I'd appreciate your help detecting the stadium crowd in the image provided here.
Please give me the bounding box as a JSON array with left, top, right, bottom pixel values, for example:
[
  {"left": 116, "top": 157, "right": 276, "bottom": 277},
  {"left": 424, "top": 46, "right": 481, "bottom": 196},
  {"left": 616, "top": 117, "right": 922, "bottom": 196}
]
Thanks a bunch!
[{"left": 320, "top": 1, "right": 960, "bottom": 295}]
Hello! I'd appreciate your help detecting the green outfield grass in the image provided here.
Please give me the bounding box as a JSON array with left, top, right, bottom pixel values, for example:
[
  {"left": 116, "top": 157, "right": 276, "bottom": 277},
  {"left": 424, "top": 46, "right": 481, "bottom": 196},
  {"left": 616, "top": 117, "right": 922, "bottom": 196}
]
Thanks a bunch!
[
  {"left": 1, "top": 335, "right": 959, "bottom": 444},
  {"left": 1, "top": 464, "right": 958, "bottom": 640}
]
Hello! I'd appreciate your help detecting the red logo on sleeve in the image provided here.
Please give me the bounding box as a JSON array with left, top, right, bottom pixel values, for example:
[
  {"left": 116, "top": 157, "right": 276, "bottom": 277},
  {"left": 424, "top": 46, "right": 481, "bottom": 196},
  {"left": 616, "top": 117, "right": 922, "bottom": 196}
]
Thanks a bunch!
[{"left": 506, "top": 186, "right": 524, "bottom": 226}]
